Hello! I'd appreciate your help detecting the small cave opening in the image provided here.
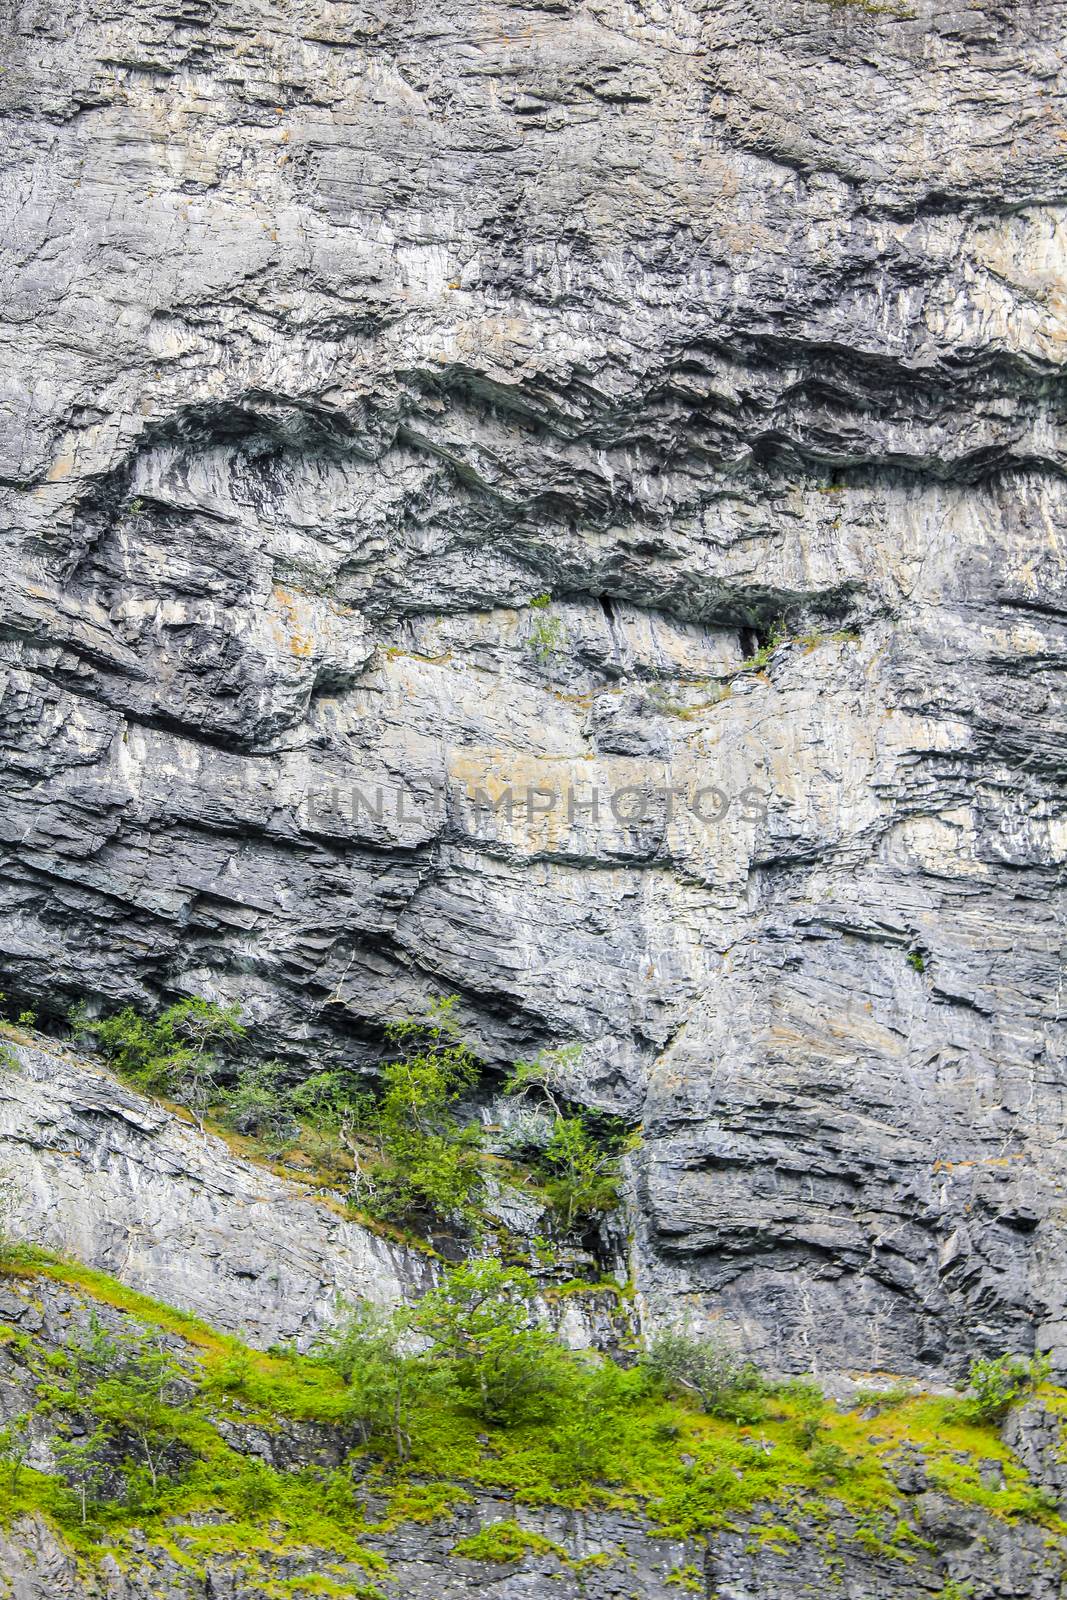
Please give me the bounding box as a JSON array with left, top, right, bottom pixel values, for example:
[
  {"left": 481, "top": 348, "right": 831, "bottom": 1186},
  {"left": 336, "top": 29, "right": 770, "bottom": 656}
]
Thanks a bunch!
[
  {"left": 599, "top": 594, "right": 616, "bottom": 622},
  {"left": 739, "top": 624, "right": 761, "bottom": 658},
  {"left": 310, "top": 663, "right": 364, "bottom": 703}
]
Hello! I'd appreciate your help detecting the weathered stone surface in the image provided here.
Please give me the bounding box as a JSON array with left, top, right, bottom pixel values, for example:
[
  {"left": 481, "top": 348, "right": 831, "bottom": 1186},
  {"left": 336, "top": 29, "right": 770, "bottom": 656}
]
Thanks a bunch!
[
  {"left": 1, "top": 0, "right": 1065, "bottom": 1440},
  {"left": 0, "top": 1036, "right": 633, "bottom": 1350},
  {"left": 0, "top": 1036, "right": 432, "bottom": 1346}
]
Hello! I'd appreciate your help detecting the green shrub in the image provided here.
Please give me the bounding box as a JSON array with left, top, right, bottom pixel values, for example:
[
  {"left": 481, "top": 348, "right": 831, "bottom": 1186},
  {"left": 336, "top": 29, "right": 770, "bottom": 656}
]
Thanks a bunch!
[
  {"left": 809, "top": 1439, "right": 855, "bottom": 1484},
  {"left": 526, "top": 597, "right": 566, "bottom": 663},
  {"left": 361, "top": 998, "right": 483, "bottom": 1224},
  {"left": 70, "top": 993, "right": 627, "bottom": 1240},
  {"left": 0, "top": 1412, "right": 30, "bottom": 1490},
  {"left": 316, "top": 1302, "right": 422, "bottom": 1459},
  {"left": 643, "top": 1329, "right": 765, "bottom": 1421},
  {"left": 504, "top": 1047, "right": 630, "bottom": 1229},
  {"left": 229, "top": 1457, "right": 279, "bottom": 1516},
  {"left": 410, "top": 1259, "right": 563, "bottom": 1425},
  {"left": 540, "top": 1116, "right": 621, "bottom": 1230},
  {"left": 665, "top": 1565, "right": 704, "bottom": 1592},
  {"left": 955, "top": 1352, "right": 1050, "bottom": 1425},
  {"left": 87, "top": 1338, "right": 190, "bottom": 1491},
  {"left": 286, "top": 996, "right": 486, "bottom": 1227},
  {"left": 216, "top": 1060, "right": 298, "bottom": 1149},
  {"left": 53, "top": 1427, "right": 114, "bottom": 1525},
  {"left": 739, "top": 619, "right": 788, "bottom": 672},
  {"left": 76, "top": 997, "right": 244, "bottom": 1122},
  {"left": 543, "top": 1357, "right": 639, "bottom": 1486},
  {"left": 10, "top": 1245, "right": 1067, "bottom": 1574},
  {"left": 0, "top": 1168, "right": 33, "bottom": 1273},
  {"left": 452, "top": 1520, "right": 561, "bottom": 1563}
]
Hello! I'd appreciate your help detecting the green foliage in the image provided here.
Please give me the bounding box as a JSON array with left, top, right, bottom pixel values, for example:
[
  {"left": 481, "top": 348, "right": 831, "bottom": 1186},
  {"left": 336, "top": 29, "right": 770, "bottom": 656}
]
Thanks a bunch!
[
  {"left": 53, "top": 1426, "right": 113, "bottom": 1525},
  {"left": 411, "top": 1259, "right": 563, "bottom": 1425},
  {"left": 0, "top": 1167, "right": 33, "bottom": 1272},
  {"left": 8, "top": 1247, "right": 1067, "bottom": 1586},
  {"left": 542, "top": 1356, "right": 638, "bottom": 1486},
  {"left": 353, "top": 998, "right": 483, "bottom": 1225},
  {"left": 736, "top": 620, "right": 860, "bottom": 677},
  {"left": 526, "top": 597, "right": 566, "bottom": 663},
  {"left": 87, "top": 1336, "right": 190, "bottom": 1490},
  {"left": 851, "top": 1381, "right": 917, "bottom": 1414},
  {"left": 954, "top": 1352, "right": 1050, "bottom": 1426},
  {"left": 540, "top": 1117, "right": 622, "bottom": 1230},
  {"left": 504, "top": 1047, "right": 630, "bottom": 1229},
  {"left": 665, "top": 1566, "right": 704, "bottom": 1592},
  {"left": 451, "top": 1519, "right": 562, "bottom": 1563},
  {"left": 216, "top": 1059, "right": 298, "bottom": 1149},
  {"left": 69, "top": 993, "right": 621, "bottom": 1239},
  {"left": 72, "top": 993, "right": 487, "bottom": 1230},
  {"left": 317, "top": 1302, "right": 422, "bottom": 1459},
  {"left": 739, "top": 619, "right": 788, "bottom": 672},
  {"left": 77, "top": 997, "right": 245, "bottom": 1118},
  {"left": 0, "top": 998, "right": 20, "bottom": 1073},
  {"left": 222, "top": 995, "right": 486, "bottom": 1229},
  {"left": 809, "top": 1439, "right": 856, "bottom": 1484},
  {"left": 643, "top": 1329, "right": 766, "bottom": 1422},
  {"left": 36, "top": 1313, "right": 194, "bottom": 1527},
  {"left": 906, "top": 950, "right": 926, "bottom": 973},
  {"left": 0, "top": 1412, "right": 30, "bottom": 1490},
  {"left": 505, "top": 1044, "right": 583, "bottom": 1111}
]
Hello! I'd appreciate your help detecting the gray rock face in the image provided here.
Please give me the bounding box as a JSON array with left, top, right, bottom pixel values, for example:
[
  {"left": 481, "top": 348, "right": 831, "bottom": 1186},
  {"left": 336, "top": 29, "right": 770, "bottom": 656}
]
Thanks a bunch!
[
  {"left": 0, "top": 1036, "right": 432, "bottom": 1346},
  {"left": 0, "top": 1036, "right": 634, "bottom": 1350},
  {"left": 0, "top": 0, "right": 1065, "bottom": 1414}
]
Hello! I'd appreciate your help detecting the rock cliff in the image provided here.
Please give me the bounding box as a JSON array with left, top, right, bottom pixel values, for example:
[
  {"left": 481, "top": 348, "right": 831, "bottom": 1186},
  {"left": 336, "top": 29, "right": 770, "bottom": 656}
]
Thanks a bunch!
[{"left": 1, "top": 0, "right": 1066, "bottom": 1589}]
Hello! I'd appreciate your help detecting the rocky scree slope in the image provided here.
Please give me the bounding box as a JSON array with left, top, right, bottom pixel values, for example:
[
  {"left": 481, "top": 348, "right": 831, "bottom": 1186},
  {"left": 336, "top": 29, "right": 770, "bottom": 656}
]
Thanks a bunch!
[{"left": 0, "top": 0, "right": 1065, "bottom": 1403}]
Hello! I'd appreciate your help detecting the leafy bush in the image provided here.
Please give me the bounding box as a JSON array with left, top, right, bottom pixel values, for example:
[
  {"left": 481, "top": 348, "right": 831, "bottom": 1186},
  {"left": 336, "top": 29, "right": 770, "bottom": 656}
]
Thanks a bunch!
[
  {"left": 75, "top": 997, "right": 245, "bottom": 1123},
  {"left": 526, "top": 596, "right": 566, "bottom": 663},
  {"left": 359, "top": 997, "right": 484, "bottom": 1224},
  {"left": 956, "top": 1352, "right": 1050, "bottom": 1425},
  {"left": 739, "top": 618, "right": 788, "bottom": 672},
  {"left": 410, "top": 1259, "right": 564, "bottom": 1425},
  {"left": 71, "top": 992, "right": 626, "bottom": 1238},
  {"left": 0, "top": 1168, "right": 33, "bottom": 1273},
  {"left": 0, "top": 1412, "right": 29, "bottom": 1490},
  {"left": 87, "top": 1337, "right": 190, "bottom": 1491},
  {"left": 317, "top": 1301, "right": 422, "bottom": 1459},
  {"left": 40, "top": 1314, "right": 192, "bottom": 1516},
  {"left": 215, "top": 1059, "right": 298, "bottom": 1149},
  {"left": 10, "top": 1245, "right": 1067, "bottom": 1571},
  {"left": 504, "top": 1047, "right": 630, "bottom": 1230},
  {"left": 540, "top": 1116, "right": 622, "bottom": 1230},
  {"left": 643, "top": 1329, "right": 766, "bottom": 1422},
  {"left": 809, "top": 1439, "right": 855, "bottom": 1483},
  {"left": 53, "top": 1427, "right": 113, "bottom": 1525},
  {"left": 543, "top": 1356, "right": 640, "bottom": 1486}
]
